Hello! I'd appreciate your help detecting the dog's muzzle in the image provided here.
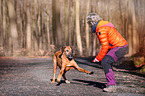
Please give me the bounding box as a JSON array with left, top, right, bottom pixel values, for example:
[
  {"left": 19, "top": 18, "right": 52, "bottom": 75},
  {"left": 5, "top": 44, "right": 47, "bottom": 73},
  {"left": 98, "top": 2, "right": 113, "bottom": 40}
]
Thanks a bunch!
[{"left": 67, "top": 53, "right": 73, "bottom": 60}]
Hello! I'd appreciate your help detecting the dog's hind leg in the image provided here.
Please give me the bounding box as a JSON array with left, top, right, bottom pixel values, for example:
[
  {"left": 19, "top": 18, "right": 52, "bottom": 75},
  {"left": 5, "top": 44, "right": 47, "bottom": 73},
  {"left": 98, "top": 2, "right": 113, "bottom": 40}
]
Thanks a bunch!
[
  {"left": 62, "top": 71, "right": 70, "bottom": 83},
  {"left": 51, "top": 55, "right": 57, "bottom": 83}
]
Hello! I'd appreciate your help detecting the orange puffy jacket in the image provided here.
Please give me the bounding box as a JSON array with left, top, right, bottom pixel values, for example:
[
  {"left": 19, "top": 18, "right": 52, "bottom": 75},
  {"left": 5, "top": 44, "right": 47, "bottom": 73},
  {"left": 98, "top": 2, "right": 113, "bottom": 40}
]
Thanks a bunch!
[{"left": 95, "top": 20, "right": 128, "bottom": 61}]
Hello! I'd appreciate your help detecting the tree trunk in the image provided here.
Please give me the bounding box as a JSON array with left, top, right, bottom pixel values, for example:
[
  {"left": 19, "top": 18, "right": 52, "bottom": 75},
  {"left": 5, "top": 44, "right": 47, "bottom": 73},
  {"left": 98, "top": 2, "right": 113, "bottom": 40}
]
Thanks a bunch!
[
  {"left": 8, "top": 0, "right": 19, "bottom": 56},
  {"left": 38, "top": 11, "right": 42, "bottom": 49},
  {"left": 46, "top": 16, "right": 51, "bottom": 52},
  {"left": 15, "top": 0, "right": 23, "bottom": 49},
  {"left": 85, "top": 0, "right": 90, "bottom": 56},
  {"left": 75, "top": 0, "right": 83, "bottom": 56},
  {"left": 0, "top": 0, "right": 3, "bottom": 47},
  {"left": 128, "top": 24, "right": 133, "bottom": 56},
  {"left": 132, "top": 1, "right": 139, "bottom": 54},
  {"left": 68, "top": 1, "right": 75, "bottom": 46},
  {"left": 52, "top": 0, "right": 62, "bottom": 46},
  {"left": 65, "top": 0, "right": 69, "bottom": 45},
  {"left": 26, "top": 1, "right": 32, "bottom": 55},
  {"left": 127, "top": 0, "right": 139, "bottom": 56},
  {"left": 2, "top": 0, "right": 6, "bottom": 51}
]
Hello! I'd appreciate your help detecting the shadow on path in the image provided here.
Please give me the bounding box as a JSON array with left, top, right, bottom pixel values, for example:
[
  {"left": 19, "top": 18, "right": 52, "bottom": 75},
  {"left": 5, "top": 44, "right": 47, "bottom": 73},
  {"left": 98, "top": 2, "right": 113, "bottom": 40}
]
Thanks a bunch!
[
  {"left": 72, "top": 79, "right": 106, "bottom": 89},
  {"left": 74, "top": 56, "right": 145, "bottom": 77},
  {"left": 74, "top": 56, "right": 103, "bottom": 69},
  {"left": 50, "top": 78, "right": 106, "bottom": 89}
]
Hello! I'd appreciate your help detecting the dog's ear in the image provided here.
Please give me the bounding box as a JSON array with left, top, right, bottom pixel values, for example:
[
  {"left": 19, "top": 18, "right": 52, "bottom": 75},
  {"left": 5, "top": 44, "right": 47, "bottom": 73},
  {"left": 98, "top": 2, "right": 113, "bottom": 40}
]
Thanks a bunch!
[{"left": 60, "top": 46, "right": 66, "bottom": 53}]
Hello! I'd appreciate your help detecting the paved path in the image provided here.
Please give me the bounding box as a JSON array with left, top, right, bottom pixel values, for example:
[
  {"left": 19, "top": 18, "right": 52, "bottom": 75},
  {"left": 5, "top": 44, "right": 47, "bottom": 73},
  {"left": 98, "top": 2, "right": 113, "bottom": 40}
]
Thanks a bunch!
[{"left": 0, "top": 57, "right": 145, "bottom": 96}]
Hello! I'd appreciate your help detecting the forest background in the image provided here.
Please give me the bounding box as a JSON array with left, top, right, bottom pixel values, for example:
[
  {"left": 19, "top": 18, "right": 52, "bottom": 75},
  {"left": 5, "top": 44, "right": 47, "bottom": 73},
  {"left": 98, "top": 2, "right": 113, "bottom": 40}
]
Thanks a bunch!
[{"left": 0, "top": 0, "right": 144, "bottom": 57}]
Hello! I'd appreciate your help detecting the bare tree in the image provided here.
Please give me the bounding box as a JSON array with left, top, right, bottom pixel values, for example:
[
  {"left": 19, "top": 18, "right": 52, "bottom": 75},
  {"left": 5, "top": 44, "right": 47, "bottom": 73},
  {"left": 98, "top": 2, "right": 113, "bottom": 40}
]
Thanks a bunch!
[
  {"left": 0, "top": 0, "right": 144, "bottom": 57},
  {"left": 0, "top": 0, "right": 3, "bottom": 47},
  {"left": 8, "top": 0, "right": 19, "bottom": 56},
  {"left": 128, "top": 25, "right": 133, "bottom": 56},
  {"left": 64, "top": 0, "right": 69, "bottom": 45},
  {"left": 127, "top": 0, "right": 139, "bottom": 56},
  {"left": 26, "top": 0, "right": 32, "bottom": 55},
  {"left": 52, "top": 0, "right": 62, "bottom": 46},
  {"left": 131, "top": 1, "right": 139, "bottom": 54},
  {"left": 85, "top": 0, "right": 90, "bottom": 56},
  {"left": 1, "top": 0, "right": 6, "bottom": 52},
  {"left": 75, "top": 0, "right": 83, "bottom": 56}
]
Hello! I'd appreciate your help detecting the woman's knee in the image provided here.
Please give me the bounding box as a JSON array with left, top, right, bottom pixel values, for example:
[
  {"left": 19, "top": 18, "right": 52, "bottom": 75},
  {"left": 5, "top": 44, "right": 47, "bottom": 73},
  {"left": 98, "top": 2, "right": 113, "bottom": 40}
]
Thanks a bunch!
[
  {"left": 101, "top": 55, "right": 115, "bottom": 74},
  {"left": 102, "top": 55, "right": 114, "bottom": 65}
]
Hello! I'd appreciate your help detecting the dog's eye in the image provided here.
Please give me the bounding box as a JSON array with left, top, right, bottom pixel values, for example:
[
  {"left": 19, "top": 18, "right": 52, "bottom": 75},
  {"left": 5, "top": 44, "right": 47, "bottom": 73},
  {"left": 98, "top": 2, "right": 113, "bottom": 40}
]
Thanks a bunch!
[{"left": 66, "top": 50, "right": 69, "bottom": 52}]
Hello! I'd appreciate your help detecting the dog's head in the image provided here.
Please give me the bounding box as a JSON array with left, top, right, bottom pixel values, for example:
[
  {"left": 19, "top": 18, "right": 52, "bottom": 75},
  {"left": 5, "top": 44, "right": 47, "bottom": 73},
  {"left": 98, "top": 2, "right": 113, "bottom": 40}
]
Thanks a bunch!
[{"left": 60, "top": 46, "right": 73, "bottom": 60}]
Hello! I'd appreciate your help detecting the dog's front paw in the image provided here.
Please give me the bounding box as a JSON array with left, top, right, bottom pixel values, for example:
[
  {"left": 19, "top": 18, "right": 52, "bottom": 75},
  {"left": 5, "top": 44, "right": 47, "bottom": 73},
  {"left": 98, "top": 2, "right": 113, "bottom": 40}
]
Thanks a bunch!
[
  {"left": 57, "top": 79, "right": 61, "bottom": 83},
  {"left": 65, "top": 80, "right": 70, "bottom": 84},
  {"left": 51, "top": 81, "right": 55, "bottom": 83},
  {"left": 89, "top": 71, "right": 94, "bottom": 75}
]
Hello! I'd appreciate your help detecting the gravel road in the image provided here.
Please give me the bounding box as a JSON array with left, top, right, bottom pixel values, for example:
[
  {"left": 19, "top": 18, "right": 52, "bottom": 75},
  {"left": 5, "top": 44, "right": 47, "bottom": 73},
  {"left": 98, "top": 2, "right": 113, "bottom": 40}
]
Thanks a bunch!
[{"left": 0, "top": 57, "right": 145, "bottom": 96}]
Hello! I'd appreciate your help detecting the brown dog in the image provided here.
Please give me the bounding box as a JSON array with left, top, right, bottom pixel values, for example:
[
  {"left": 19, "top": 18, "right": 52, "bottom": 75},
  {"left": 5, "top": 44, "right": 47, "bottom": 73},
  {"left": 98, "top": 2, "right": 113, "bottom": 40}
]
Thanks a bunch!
[{"left": 51, "top": 46, "right": 94, "bottom": 84}]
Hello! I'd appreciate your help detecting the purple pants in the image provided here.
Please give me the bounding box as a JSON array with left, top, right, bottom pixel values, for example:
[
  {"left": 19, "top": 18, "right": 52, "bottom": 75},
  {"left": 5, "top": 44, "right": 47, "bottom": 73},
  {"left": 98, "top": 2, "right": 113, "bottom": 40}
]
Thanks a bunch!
[{"left": 101, "top": 44, "right": 128, "bottom": 86}]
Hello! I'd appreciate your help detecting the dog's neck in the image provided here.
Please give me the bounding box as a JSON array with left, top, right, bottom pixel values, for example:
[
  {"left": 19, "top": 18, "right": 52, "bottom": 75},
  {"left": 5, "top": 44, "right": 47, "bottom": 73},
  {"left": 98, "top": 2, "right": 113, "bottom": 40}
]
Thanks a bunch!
[{"left": 59, "top": 54, "right": 62, "bottom": 58}]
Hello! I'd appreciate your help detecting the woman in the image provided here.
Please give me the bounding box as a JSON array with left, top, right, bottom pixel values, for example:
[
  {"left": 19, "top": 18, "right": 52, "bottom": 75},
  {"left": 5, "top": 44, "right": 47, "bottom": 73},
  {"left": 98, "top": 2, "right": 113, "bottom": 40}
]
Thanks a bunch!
[{"left": 86, "top": 13, "right": 129, "bottom": 92}]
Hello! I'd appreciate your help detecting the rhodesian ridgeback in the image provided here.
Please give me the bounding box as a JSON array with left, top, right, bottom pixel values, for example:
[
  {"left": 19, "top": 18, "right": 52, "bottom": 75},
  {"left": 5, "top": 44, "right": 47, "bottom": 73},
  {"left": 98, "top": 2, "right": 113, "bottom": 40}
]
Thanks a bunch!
[{"left": 51, "top": 46, "right": 94, "bottom": 84}]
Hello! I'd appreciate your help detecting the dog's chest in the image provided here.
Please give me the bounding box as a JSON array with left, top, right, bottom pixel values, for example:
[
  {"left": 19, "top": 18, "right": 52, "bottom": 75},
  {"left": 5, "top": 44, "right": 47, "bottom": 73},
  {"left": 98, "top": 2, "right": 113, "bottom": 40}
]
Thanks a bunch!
[{"left": 61, "top": 56, "right": 73, "bottom": 66}]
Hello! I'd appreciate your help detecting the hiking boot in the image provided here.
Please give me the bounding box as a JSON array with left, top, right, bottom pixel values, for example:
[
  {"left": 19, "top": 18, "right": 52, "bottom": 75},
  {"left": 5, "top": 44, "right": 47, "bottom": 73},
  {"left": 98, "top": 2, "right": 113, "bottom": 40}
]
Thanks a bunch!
[{"left": 103, "top": 85, "right": 116, "bottom": 93}]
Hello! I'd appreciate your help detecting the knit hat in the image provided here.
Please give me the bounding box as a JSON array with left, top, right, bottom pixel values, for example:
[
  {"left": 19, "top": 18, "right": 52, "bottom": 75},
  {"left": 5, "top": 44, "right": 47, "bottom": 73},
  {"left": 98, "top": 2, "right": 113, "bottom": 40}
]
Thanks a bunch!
[{"left": 86, "top": 13, "right": 102, "bottom": 26}]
